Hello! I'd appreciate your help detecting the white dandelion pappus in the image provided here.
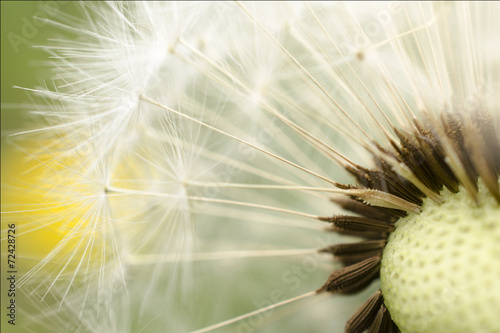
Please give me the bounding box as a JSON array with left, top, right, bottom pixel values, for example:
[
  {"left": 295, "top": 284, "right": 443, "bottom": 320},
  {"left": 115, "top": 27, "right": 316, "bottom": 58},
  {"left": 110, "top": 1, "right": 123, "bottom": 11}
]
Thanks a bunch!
[
  {"left": 5, "top": 2, "right": 218, "bottom": 330},
  {"left": 3, "top": 1, "right": 500, "bottom": 333}
]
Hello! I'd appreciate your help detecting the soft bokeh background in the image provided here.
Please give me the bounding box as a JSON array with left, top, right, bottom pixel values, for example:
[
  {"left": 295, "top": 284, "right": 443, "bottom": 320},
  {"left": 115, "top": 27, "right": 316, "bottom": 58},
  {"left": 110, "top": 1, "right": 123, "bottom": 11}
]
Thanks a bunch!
[
  {"left": 2, "top": 2, "right": 83, "bottom": 332},
  {"left": 1, "top": 1, "right": 81, "bottom": 135}
]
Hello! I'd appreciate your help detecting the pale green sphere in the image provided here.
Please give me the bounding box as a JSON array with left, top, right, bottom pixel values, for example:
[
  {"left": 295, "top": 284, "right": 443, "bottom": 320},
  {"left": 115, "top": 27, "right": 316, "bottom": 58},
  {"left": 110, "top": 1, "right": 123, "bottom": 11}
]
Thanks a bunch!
[{"left": 381, "top": 182, "right": 500, "bottom": 333}]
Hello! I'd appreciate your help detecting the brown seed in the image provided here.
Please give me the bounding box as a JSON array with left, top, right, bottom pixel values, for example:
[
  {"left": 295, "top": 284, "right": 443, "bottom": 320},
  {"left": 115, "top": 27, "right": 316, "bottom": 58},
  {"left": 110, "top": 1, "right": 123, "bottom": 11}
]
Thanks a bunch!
[
  {"left": 316, "top": 255, "right": 381, "bottom": 294},
  {"left": 319, "top": 215, "right": 395, "bottom": 233},
  {"left": 368, "top": 304, "right": 389, "bottom": 333},
  {"left": 320, "top": 240, "right": 386, "bottom": 265},
  {"left": 345, "top": 289, "right": 384, "bottom": 333},
  {"left": 330, "top": 196, "right": 399, "bottom": 222}
]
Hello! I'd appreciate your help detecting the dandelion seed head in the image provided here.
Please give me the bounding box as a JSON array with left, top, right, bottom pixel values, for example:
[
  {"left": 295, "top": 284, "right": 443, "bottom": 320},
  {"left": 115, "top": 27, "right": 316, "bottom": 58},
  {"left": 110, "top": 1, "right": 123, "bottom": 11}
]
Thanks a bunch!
[
  {"left": 381, "top": 182, "right": 500, "bottom": 332},
  {"left": 4, "top": 1, "right": 500, "bottom": 332}
]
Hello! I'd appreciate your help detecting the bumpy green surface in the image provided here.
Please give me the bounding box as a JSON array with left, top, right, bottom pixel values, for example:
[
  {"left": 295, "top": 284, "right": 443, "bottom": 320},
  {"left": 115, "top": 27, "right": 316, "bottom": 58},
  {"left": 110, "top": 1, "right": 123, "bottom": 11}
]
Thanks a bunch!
[{"left": 380, "top": 182, "right": 500, "bottom": 333}]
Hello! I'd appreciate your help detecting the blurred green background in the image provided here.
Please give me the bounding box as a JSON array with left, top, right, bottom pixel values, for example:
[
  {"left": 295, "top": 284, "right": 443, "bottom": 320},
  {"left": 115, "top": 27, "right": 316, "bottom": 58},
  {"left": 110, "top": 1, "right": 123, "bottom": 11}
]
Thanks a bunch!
[
  {"left": 1, "top": 3, "right": 82, "bottom": 332},
  {"left": 2, "top": 1, "right": 60, "bottom": 134},
  {"left": 1, "top": 0, "right": 36, "bottom": 135},
  {"left": 1, "top": 1, "right": 81, "bottom": 149}
]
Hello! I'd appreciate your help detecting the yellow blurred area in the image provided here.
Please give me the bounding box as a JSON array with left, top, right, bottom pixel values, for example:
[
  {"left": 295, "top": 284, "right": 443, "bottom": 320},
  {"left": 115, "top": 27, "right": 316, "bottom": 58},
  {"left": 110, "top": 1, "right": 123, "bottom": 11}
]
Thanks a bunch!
[
  {"left": 1, "top": 142, "right": 99, "bottom": 272},
  {"left": 3, "top": 146, "right": 62, "bottom": 262}
]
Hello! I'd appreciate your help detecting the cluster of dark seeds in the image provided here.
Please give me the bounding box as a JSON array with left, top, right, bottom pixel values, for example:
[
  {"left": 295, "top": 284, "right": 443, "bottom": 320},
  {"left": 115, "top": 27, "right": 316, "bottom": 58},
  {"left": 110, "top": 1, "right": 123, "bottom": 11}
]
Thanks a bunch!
[{"left": 314, "top": 110, "right": 500, "bottom": 333}]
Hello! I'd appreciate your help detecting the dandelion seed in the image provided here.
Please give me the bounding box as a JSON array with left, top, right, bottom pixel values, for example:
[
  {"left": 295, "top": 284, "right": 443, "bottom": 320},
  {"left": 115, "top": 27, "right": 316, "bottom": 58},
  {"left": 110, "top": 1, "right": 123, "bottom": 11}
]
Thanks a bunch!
[{"left": 2, "top": 1, "right": 500, "bottom": 333}]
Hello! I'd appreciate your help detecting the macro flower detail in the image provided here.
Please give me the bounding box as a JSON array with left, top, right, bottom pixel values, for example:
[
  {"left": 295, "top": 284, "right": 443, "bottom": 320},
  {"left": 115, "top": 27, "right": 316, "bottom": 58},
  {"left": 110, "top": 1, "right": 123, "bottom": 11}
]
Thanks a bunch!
[
  {"left": 314, "top": 110, "right": 500, "bottom": 332},
  {"left": 2, "top": 2, "right": 499, "bottom": 333}
]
